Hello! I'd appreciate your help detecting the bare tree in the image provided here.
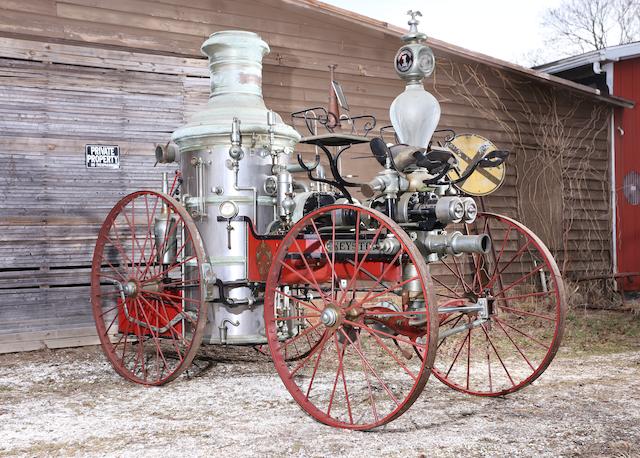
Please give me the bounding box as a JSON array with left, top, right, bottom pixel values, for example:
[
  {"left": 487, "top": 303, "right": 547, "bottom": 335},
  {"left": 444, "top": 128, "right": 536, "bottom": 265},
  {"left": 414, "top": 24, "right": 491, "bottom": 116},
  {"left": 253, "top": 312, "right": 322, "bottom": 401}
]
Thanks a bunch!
[{"left": 543, "top": 0, "right": 640, "bottom": 54}]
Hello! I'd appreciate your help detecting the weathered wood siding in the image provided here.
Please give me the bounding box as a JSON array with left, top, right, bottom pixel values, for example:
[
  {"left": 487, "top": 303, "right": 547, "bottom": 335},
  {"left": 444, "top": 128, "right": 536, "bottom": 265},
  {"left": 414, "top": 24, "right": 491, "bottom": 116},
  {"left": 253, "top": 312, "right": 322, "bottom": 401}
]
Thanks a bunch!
[{"left": 0, "top": 0, "right": 613, "bottom": 352}]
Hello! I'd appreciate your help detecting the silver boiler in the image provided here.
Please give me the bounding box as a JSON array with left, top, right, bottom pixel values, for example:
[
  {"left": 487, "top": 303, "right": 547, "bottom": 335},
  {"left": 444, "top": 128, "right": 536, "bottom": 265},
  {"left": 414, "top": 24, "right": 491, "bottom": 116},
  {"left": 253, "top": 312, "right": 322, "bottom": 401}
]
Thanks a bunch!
[{"left": 171, "top": 31, "right": 300, "bottom": 344}]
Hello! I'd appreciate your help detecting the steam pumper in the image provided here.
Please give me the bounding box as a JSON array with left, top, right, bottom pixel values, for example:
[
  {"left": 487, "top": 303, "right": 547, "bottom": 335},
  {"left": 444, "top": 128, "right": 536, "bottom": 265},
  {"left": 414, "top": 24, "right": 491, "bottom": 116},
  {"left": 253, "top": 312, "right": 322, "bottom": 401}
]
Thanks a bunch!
[{"left": 91, "top": 12, "right": 567, "bottom": 430}]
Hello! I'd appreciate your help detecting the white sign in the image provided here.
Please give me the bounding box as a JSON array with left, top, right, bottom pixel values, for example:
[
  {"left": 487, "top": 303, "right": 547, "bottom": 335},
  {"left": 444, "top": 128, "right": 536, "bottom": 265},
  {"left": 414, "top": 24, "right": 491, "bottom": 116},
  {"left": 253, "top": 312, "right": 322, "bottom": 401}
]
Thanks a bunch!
[{"left": 85, "top": 144, "right": 120, "bottom": 169}]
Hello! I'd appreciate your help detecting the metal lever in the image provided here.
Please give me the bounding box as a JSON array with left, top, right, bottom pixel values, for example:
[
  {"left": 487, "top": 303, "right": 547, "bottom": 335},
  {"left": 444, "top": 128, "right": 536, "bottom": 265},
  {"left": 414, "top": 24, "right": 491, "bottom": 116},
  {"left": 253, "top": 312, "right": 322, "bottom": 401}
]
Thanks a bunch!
[
  {"left": 225, "top": 219, "right": 234, "bottom": 250},
  {"left": 219, "top": 319, "right": 240, "bottom": 345}
]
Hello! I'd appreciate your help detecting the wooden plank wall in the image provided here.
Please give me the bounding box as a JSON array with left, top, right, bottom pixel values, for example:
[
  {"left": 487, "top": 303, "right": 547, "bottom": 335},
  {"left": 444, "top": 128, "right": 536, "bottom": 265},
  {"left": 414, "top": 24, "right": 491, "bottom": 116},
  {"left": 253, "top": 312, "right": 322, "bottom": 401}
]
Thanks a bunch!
[
  {"left": 0, "top": 46, "right": 189, "bottom": 352},
  {"left": 0, "top": 0, "right": 613, "bottom": 352}
]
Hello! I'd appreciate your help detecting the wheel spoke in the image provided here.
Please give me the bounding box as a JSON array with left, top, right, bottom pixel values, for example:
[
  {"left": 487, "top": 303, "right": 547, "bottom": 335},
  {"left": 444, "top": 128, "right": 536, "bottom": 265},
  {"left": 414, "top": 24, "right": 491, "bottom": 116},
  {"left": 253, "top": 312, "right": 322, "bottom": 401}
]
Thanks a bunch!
[
  {"left": 141, "top": 289, "right": 200, "bottom": 305},
  {"left": 494, "top": 317, "right": 550, "bottom": 349},
  {"left": 278, "top": 260, "right": 330, "bottom": 303},
  {"left": 92, "top": 191, "right": 206, "bottom": 385},
  {"left": 104, "top": 232, "right": 133, "bottom": 276},
  {"left": 431, "top": 275, "right": 464, "bottom": 299},
  {"left": 138, "top": 194, "right": 161, "bottom": 278},
  {"left": 353, "top": 274, "right": 419, "bottom": 309},
  {"left": 480, "top": 323, "right": 515, "bottom": 386},
  {"left": 135, "top": 298, "right": 169, "bottom": 378},
  {"left": 289, "top": 328, "right": 333, "bottom": 377},
  {"left": 343, "top": 319, "right": 426, "bottom": 351},
  {"left": 443, "top": 258, "right": 470, "bottom": 293},
  {"left": 265, "top": 204, "right": 435, "bottom": 428},
  {"left": 339, "top": 328, "right": 400, "bottom": 407},
  {"left": 121, "top": 205, "right": 146, "bottom": 276},
  {"left": 327, "top": 335, "right": 346, "bottom": 418},
  {"left": 498, "top": 303, "right": 555, "bottom": 321},
  {"left": 485, "top": 239, "right": 532, "bottom": 289},
  {"left": 274, "top": 289, "right": 320, "bottom": 313},
  {"left": 338, "top": 337, "right": 353, "bottom": 425},
  {"left": 97, "top": 303, "right": 120, "bottom": 318},
  {"left": 103, "top": 306, "right": 121, "bottom": 336},
  {"left": 437, "top": 314, "right": 465, "bottom": 350},
  {"left": 445, "top": 328, "right": 470, "bottom": 377},
  {"left": 276, "top": 314, "right": 320, "bottom": 322},
  {"left": 485, "top": 330, "right": 493, "bottom": 392},
  {"left": 305, "top": 333, "right": 330, "bottom": 399},
  {"left": 338, "top": 222, "right": 384, "bottom": 306},
  {"left": 280, "top": 322, "right": 325, "bottom": 353},
  {"left": 363, "top": 309, "right": 428, "bottom": 318},
  {"left": 492, "top": 264, "right": 545, "bottom": 298},
  {"left": 471, "top": 252, "right": 485, "bottom": 292},
  {"left": 495, "top": 319, "right": 535, "bottom": 371},
  {"left": 361, "top": 326, "right": 417, "bottom": 381},
  {"left": 293, "top": 239, "right": 332, "bottom": 306},
  {"left": 309, "top": 217, "right": 338, "bottom": 299},
  {"left": 466, "top": 319, "right": 471, "bottom": 390},
  {"left": 349, "top": 248, "right": 404, "bottom": 309},
  {"left": 145, "top": 255, "right": 197, "bottom": 284},
  {"left": 355, "top": 335, "right": 379, "bottom": 423},
  {"left": 429, "top": 213, "right": 566, "bottom": 396},
  {"left": 489, "top": 226, "right": 512, "bottom": 281}
]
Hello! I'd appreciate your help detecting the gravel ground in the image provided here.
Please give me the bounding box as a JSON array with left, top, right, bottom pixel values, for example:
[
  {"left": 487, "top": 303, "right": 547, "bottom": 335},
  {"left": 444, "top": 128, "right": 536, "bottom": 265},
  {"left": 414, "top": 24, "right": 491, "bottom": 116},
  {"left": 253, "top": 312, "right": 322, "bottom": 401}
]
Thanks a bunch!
[{"left": 0, "top": 344, "right": 638, "bottom": 457}]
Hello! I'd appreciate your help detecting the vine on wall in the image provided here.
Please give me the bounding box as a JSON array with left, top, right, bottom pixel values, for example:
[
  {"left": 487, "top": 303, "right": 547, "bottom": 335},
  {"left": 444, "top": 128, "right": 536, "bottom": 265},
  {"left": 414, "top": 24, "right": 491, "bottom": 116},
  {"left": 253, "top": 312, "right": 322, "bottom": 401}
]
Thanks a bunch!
[{"left": 432, "top": 58, "right": 616, "bottom": 306}]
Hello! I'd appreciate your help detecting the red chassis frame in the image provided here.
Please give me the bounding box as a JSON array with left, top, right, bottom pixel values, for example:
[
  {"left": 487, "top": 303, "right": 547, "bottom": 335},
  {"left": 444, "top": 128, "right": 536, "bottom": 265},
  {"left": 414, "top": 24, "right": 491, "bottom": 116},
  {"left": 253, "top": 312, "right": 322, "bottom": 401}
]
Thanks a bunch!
[{"left": 245, "top": 217, "right": 402, "bottom": 284}]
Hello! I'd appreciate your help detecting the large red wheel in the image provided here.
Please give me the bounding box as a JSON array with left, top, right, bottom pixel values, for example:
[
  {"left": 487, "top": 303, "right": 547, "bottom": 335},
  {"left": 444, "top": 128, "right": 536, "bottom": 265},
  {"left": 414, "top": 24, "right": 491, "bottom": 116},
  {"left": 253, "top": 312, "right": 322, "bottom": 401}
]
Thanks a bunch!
[
  {"left": 264, "top": 204, "right": 438, "bottom": 430},
  {"left": 429, "top": 212, "right": 566, "bottom": 396},
  {"left": 91, "top": 190, "right": 208, "bottom": 385}
]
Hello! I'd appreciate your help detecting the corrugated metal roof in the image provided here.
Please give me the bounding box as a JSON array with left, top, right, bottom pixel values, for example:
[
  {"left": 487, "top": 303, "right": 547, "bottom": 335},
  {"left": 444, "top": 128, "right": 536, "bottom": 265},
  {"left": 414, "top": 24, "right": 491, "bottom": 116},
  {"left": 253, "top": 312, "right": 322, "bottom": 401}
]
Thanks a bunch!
[{"left": 535, "top": 41, "right": 640, "bottom": 74}]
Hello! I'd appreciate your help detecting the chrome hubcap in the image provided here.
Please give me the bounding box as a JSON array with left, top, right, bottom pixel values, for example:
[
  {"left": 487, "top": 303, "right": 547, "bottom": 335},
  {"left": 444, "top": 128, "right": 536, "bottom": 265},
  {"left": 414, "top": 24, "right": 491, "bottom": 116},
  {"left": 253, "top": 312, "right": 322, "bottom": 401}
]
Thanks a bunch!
[
  {"left": 123, "top": 281, "right": 137, "bottom": 297},
  {"left": 320, "top": 307, "right": 338, "bottom": 327}
]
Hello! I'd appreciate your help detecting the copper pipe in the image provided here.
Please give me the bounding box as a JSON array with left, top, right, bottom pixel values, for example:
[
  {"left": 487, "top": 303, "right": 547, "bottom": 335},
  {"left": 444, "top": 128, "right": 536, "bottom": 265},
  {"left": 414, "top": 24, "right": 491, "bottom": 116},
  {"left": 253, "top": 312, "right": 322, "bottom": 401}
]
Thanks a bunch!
[{"left": 327, "top": 64, "right": 340, "bottom": 128}]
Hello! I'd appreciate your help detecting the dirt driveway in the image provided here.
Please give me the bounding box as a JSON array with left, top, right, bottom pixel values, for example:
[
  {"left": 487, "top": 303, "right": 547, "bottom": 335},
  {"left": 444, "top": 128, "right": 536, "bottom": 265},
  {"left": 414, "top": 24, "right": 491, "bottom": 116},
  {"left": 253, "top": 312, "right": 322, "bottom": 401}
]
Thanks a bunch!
[{"left": 0, "top": 331, "right": 638, "bottom": 458}]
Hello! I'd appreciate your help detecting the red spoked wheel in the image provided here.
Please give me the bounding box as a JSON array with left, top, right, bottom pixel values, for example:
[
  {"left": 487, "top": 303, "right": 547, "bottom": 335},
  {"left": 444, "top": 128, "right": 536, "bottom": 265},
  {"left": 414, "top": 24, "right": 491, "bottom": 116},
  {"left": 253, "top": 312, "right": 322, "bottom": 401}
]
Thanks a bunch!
[
  {"left": 91, "top": 190, "right": 208, "bottom": 385},
  {"left": 430, "top": 212, "right": 566, "bottom": 396},
  {"left": 264, "top": 204, "right": 438, "bottom": 430}
]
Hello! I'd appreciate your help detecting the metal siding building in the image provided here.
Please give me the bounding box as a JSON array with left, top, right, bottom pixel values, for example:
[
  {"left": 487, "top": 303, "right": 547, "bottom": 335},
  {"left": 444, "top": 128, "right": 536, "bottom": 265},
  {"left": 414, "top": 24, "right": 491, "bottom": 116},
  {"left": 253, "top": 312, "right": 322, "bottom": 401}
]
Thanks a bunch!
[
  {"left": 0, "top": 0, "right": 630, "bottom": 353},
  {"left": 537, "top": 43, "right": 640, "bottom": 291},
  {"left": 614, "top": 57, "right": 640, "bottom": 290}
]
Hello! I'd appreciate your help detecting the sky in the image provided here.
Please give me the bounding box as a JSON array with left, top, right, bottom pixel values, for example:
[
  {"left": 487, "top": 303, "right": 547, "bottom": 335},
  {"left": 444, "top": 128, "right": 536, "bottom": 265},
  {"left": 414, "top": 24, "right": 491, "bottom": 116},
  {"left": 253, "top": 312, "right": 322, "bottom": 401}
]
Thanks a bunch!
[{"left": 321, "top": 0, "right": 563, "bottom": 65}]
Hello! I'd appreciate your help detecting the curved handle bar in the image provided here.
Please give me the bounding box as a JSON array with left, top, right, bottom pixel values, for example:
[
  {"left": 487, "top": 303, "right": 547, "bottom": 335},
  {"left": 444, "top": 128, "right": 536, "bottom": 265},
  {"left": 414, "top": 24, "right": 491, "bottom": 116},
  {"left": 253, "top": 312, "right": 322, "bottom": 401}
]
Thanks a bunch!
[
  {"left": 478, "top": 150, "right": 510, "bottom": 168},
  {"left": 421, "top": 149, "right": 510, "bottom": 186},
  {"left": 296, "top": 153, "right": 320, "bottom": 172},
  {"left": 316, "top": 144, "right": 361, "bottom": 188},
  {"left": 369, "top": 138, "right": 399, "bottom": 170},
  {"left": 295, "top": 147, "right": 354, "bottom": 202},
  {"left": 448, "top": 149, "right": 510, "bottom": 185}
]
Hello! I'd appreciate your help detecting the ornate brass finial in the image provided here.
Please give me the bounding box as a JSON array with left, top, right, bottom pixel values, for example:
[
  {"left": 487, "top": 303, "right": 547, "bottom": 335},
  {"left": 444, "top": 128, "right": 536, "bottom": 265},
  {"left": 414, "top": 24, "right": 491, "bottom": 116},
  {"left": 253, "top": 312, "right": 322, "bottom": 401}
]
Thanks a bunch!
[
  {"left": 407, "top": 10, "right": 422, "bottom": 34},
  {"left": 402, "top": 10, "right": 427, "bottom": 43}
]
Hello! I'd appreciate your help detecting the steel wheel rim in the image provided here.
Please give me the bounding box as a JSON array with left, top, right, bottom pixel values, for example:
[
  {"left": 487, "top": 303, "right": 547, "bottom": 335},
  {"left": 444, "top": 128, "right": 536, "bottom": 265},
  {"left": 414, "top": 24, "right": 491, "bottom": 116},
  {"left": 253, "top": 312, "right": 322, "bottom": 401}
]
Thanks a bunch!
[
  {"left": 91, "top": 190, "right": 208, "bottom": 385},
  {"left": 265, "top": 204, "right": 438, "bottom": 430},
  {"left": 430, "top": 212, "right": 566, "bottom": 396}
]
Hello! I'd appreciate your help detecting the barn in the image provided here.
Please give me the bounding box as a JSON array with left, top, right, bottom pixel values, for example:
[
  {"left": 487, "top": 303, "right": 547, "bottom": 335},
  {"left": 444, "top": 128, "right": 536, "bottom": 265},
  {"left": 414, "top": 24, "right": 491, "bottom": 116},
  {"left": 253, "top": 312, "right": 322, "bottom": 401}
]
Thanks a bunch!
[
  {"left": 0, "top": 0, "right": 632, "bottom": 353},
  {"left": 537, "top": 43, "right": 640, "bottom": 295}
]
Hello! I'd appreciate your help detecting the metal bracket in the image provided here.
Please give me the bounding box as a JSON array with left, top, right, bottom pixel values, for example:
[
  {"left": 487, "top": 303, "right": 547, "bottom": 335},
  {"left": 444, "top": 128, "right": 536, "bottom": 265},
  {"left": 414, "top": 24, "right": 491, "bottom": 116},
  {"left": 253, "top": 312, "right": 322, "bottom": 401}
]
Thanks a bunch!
[{"left": 201, "top": 262, "right": 217, "bottom": 302}]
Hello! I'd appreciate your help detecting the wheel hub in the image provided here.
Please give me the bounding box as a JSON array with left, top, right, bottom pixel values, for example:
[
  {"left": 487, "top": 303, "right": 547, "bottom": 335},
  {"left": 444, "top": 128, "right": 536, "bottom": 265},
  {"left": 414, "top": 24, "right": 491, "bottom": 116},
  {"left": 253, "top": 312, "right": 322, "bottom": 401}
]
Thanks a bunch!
[
  {"left": 123, "top": 280, "right": 138, "bottom": 297},
  {"left": 320, "top": 307, "right": 339, "bottom": 327}
]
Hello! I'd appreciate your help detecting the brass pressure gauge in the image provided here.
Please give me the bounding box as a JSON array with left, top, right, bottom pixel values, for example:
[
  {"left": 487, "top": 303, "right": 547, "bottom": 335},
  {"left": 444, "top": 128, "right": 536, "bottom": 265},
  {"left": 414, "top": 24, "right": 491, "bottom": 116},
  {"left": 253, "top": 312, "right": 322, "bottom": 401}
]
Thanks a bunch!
[{"left": 219, "top": 200, "right": 239, "bottom": 219}]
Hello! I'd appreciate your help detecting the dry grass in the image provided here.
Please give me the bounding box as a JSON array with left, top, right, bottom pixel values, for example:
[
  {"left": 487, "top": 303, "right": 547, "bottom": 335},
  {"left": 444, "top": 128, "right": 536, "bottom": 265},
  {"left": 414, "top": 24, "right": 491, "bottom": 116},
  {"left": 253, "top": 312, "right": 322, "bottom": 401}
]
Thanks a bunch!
[{"left": 562, "top": 308, "right": 640, "bottom": 354}]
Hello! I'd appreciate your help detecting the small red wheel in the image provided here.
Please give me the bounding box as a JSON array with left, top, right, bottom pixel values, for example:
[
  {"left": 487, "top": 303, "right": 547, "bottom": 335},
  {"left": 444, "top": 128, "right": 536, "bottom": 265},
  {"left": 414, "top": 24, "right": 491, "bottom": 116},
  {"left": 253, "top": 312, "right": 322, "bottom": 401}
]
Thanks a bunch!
[
  {"left": 430, "top": 212, "right": 566, "bottom": 396},
  {"left": 264, "top": 204, "right": 438, "bottom": 430},
  {"left": 91, "top": 191, "right": 208, "bottom": 385}
]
